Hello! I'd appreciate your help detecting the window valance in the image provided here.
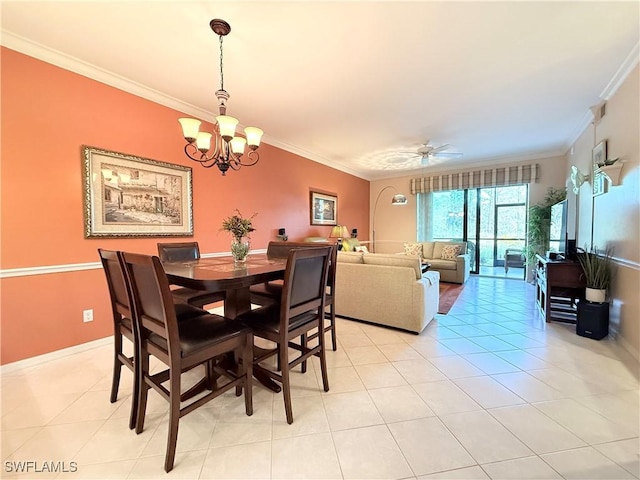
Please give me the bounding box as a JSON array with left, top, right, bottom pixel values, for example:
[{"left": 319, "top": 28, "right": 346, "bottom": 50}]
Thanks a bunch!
[{"left": 410, "top": 163, "right": 539, "bottom": 194}]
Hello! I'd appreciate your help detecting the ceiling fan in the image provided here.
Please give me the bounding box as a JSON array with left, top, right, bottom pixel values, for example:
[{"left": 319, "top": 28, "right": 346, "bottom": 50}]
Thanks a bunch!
[{"left": 406, "top": 141, "right": 463, "bottom": 164}]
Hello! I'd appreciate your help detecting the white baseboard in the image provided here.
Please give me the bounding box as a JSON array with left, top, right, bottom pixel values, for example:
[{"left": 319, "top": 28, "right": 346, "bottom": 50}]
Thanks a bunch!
[{"left": 1, "top": 337, "right": 111, "bottom": 374}]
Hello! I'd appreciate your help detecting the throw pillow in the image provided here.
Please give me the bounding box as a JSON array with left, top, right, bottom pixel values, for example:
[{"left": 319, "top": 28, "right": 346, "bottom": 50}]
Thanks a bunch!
[
  {"left": 354, "top": 245, "right": 369, "bottom": 253},
  {"left": 404, "top": 242, "right": 423, "bottom": 258},
  {"left": 441, "top": 244, "right": 461, "bottom": 260}
]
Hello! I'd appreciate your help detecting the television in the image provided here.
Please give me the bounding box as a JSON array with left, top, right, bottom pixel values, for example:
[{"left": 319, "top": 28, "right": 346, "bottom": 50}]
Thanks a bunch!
[
  {"left": 549, "top": 199, "right": 578, "bottom": 259},
  {"left": 549, "top": 200, "right": 567, "bottom": 254}
]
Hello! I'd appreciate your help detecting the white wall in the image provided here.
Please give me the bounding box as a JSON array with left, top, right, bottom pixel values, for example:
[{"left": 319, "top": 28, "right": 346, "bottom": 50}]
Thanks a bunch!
[{"left": 567, "top": 65, "right": 639, "bottom": 360}]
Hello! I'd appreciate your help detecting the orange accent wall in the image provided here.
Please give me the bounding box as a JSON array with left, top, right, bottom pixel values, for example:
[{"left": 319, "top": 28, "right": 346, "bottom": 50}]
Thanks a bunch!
[{"left": 0, "top": 48, "right": 370, "bottom": 364}]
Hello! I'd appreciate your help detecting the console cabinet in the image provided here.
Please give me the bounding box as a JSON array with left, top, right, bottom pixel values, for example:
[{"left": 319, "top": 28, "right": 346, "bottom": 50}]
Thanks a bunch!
[{"left": 535, "top": 255, "right": 586, "bottom": 323}]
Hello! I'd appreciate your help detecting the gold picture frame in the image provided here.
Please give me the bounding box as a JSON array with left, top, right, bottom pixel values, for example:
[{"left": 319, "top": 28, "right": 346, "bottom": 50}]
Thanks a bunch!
[{"left": 82, "top": 146, "right": 193, "bottom": 237}]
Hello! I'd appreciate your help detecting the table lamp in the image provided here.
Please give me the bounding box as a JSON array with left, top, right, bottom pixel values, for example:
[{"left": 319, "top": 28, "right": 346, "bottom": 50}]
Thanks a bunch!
[{"left": 329, "top": 225, "right": 349, "bottom": 250}]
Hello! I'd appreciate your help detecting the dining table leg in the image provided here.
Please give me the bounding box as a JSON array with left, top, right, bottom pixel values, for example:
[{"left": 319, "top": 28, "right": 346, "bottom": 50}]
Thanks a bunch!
[{"left": 224, "top": 287, "right": 282, "bottom": 394}]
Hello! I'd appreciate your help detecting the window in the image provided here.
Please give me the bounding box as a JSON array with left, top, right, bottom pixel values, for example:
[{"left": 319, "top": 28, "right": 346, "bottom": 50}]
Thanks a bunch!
[{"left": 418, "top": 184, "right": 528, "bottom": 277}]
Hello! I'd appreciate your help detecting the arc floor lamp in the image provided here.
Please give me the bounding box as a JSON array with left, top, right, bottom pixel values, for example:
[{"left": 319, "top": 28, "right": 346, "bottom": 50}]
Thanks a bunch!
[{"left": 372, "top": 186, "right": 408, "bottom": 252}]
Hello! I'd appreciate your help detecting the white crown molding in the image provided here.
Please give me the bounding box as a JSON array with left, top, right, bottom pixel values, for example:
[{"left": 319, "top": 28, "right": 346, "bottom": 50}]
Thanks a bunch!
[
  {"left": 566, "top": 42, "right": 640, "bottom": 151},
  {"left": 262, "top": 135, "right": 368, "bottom": 180},
  {"left": 601, "top": 42, "right": 640, "bottom": 100},
  {"left": 1, "top": 30, "right": 362, "bottom": 179},
  {"left": 1, "top": 31, "right": 214, "bottom": 121}
]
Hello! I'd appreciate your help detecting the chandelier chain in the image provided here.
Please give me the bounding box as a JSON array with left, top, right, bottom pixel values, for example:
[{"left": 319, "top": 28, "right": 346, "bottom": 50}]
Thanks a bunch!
[{"left": 219, "top": 35, "right": 224, "bottom": 92}]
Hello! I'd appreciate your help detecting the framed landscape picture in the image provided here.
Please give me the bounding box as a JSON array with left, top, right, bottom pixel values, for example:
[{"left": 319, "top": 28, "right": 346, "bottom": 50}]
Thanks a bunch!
[
  {"left": 310, "top": 191, "right": 337, "bottom": 226},
  {"left": 82, "top": 146, "right": 193, "bottom": 238}
]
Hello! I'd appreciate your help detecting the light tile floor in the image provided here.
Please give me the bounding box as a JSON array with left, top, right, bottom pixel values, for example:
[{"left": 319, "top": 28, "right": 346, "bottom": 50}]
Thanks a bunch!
[{"left": 1, "top": 276, "right": 638, "bottom": 479}]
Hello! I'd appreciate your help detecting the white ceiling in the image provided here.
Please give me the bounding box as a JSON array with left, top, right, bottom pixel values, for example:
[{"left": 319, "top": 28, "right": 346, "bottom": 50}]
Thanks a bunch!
[{"left": 2, "top": 1, "right": 639, "bottom": 180}]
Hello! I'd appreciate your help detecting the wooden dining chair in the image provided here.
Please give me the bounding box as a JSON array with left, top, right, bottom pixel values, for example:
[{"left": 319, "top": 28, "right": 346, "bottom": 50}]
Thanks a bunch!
[
  {"left": 97, "top": 248, "right": 138, "bottom": 430},
  {"left": 237, "top": 246, "right": 331, "bottom": 424},
  {"left": 121, "top": 251, "right": 253, "bottom": 472},
  {"left": 249, "top": 241, "right": 338, "bottom": 351},
  {"left": 98, "top": 249, "right": 211, "bottom": 430},
  {"left": 157, "top": 242, "right": 226, "bottom": 308}
]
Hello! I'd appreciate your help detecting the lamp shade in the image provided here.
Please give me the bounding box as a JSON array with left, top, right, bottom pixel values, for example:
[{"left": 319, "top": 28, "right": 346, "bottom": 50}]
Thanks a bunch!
[
  {"left": 178, "top": 118, "right": 202, "bottom": 142},
  {"left": 244, "top": 127, "right": 264, "bottom": 149},
  {"left": 196, "top": 132, "right": 212, "bottom": 152},
  {"left": 329, "top": 225, "right": 349, "bottom": 238},
  {"left": 230, "top": 136, "right": 247, "bottom": 154},
  {"left": 570, "top": 165, "right": 589, "bottom": 194},
  {"left": 216, "top": 115, "right": 239, "bottom": 140},
  {"left": 392, "top": 193, "right": 408, "bottom": 205}
]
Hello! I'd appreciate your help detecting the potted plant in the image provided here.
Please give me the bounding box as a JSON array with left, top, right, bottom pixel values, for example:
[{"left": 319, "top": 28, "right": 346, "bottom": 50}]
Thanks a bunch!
[
  {"left": 577, "top": 245, "right": 614, "bottom": 303},
  {"left": 221, "top": 209, "right": 257, "bottom": 264},
  {"left": 523, "top": 187, "right": 566, "bottom": 280}
]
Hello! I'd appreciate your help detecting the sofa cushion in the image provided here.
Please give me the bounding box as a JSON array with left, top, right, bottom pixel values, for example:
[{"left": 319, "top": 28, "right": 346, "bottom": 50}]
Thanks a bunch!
[
  {"left": 362, "top": 253, "right": 421, "bottom": 279},
  {"left": 342, "top": 238, "right": 360, "bottom": 251},
  {"left": 403, "top": 242, "right": 423, "bottom": 258},
  {"left": 441, "top": 244, "right": 462, "bottom": 260},
  {"left": 433, "top": 241, "right": 467, "bottom": 258},
  {"left": 429, "top": 259, "right": 457, "bottom": 270},
  {"left": 421, "top": 241, "right": 435, "bottom": 259},
  {"left": 337, "top": 251, "right": 364, "bottom": 263}
]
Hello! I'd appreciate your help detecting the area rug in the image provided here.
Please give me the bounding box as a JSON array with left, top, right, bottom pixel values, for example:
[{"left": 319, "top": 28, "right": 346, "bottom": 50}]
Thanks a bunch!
[{"left": 438, "top": 282, "right": 465, "bottom": 314}]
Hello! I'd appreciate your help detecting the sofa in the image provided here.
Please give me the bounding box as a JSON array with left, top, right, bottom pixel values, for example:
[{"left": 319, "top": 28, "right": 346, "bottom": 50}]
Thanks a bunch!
[
  {"left": 404, "top": 241, "right": 470, "bottom": 284},
  {"left": 334, "top": 251, "right": 439, "bottom": 333}
]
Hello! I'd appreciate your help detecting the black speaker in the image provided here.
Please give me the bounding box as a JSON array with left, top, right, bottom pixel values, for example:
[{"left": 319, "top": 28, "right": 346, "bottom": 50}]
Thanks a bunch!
[
  {"left": 577, "top": 301, "right": 609, "bottom": 340},
  {"left": 351, "top": 228, "right": 358, "bottom": 238},
  {"left": 566, "top": 239, "right": 577, "bottom": 261},
  {"left": 278, "top": 228, "right": 286, "bottom": 236}
]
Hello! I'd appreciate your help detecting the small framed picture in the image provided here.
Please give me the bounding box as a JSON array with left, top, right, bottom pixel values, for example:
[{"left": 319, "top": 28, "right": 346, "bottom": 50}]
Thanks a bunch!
[
  {"left": 310, "top": 191, "right": 337, "bottom": 226},
  {"left": 592, "top": 140, "right": 607, "bottom": 168}
]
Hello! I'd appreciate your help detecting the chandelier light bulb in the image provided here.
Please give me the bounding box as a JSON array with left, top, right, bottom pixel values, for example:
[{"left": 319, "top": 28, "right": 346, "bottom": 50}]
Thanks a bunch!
[
  {"left": 196, "top": 132, "right": 212, "bottom": 152},
  {"left": 178, "top": 118, "right": 202, "bottom": 143},
  {"left": 244, "top": 127, "right": 264, "bottom": 149},
  {"left": 230, "top": 137, "right": 247, "bottom": 154}
]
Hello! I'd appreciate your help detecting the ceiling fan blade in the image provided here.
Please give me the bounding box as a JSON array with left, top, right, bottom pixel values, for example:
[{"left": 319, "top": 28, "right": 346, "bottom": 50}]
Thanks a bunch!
[
  {"left": 431, "top": 144, "right": 452, "bottom": 153},
  {"left": 431, "top": 151, "right": 463, "bottom": 158}
]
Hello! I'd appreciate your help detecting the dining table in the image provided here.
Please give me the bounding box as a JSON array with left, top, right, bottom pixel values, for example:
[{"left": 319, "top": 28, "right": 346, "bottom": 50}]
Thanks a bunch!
[
  {"left": 162, "top": 253, "right": 287, "bottom": 318},
  {"left": 162, "top": 253, "right": 287, "bottom": 393}
]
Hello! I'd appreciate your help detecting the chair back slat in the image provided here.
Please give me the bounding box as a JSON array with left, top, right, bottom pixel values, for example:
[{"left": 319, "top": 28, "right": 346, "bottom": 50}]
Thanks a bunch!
[
  {"left": 290, "top": 255, "right": 328, "bottom": 307},
  {"left": 281, "top": 247, "right": 331, "bottom": 327},
  {"left": 267, "top": 241, "right": 336, "bottom": 292},
  {"left": 121, "top": 252, "right": 180, "bottom": 359},
  {"left": 157, "top": 242, "right": 201, "bottom": 263},
  {"left": 266, "top": 241, "right": 295, "bottom": 259},
  {"left": 98, "top": 249, "right": 131, "bottom": 319}
]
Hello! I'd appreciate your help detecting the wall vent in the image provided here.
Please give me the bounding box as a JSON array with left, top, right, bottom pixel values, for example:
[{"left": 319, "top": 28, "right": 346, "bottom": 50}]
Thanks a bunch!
[{"left": 591, "top": 101, "right": 607, "bottom": 124}]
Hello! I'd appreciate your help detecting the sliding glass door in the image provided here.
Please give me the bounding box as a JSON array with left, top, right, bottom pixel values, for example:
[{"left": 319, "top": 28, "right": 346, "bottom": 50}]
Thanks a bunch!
[{"left": 419, "top": 184, "right": 528, "bottom": 277}]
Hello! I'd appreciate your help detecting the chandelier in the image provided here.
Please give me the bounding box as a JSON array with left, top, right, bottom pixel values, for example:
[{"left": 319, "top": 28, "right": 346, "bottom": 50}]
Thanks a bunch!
[{"left": 178, "top": 19, "right": 263, "bottom": 175}]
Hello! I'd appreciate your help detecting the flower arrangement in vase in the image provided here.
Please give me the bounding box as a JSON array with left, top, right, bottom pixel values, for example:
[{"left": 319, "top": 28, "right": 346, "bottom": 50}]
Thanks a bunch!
[{"left": 221, "top": 209, "right": 257, "bottom": 264}]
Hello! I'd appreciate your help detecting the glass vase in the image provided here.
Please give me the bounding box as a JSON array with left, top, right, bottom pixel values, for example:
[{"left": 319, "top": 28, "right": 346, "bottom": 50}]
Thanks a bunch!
[{"left": 231, "top": 238, "right": 250, "bottom": 264}]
